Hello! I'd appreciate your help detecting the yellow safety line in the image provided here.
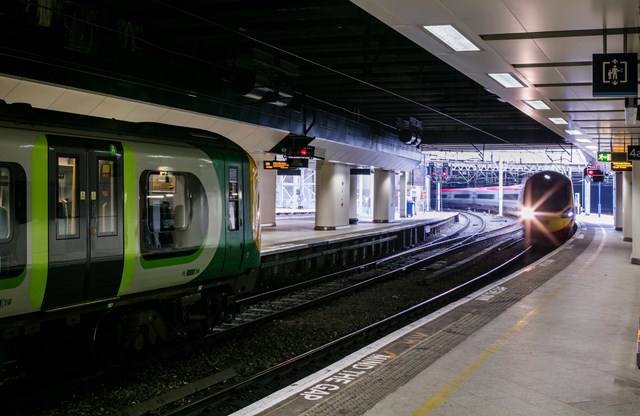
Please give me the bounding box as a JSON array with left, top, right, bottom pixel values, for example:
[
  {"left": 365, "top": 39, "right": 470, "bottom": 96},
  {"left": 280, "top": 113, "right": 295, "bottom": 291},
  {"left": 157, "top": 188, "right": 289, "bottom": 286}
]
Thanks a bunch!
[{"left": 413, "top": 226, "right": 606, "bottom": 416}]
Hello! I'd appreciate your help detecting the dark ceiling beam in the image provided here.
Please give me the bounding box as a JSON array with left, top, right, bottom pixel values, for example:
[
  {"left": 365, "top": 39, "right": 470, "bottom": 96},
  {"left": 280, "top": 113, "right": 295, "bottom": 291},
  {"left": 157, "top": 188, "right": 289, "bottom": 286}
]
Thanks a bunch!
[{"left": 481, "top": 27, "right": 640, "bottom": 41}]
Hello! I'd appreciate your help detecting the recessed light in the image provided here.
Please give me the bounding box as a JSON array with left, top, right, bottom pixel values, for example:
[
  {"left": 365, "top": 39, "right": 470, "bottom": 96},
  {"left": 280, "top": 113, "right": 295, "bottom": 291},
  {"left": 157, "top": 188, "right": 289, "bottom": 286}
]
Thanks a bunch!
[
  {"left": 549, "top": 118, "right": 568, "bottom": 125},
  {"left": 488, "top": 73, "right": 526, "bottom": 88},
  {"left": 565, "top": 130, "right": 583, "bottom": 136},
  {"left": 575, "top": 138, "right": 592, "bottom": 143},
  {"left": 585, "top": 145, "right": 598, "bottom": 150},
  {"left": 422, "top": 25, "right": 480, "bottom": 52},
  {"left": 524, "top": 100, "right": 550, "bottom": 110}
]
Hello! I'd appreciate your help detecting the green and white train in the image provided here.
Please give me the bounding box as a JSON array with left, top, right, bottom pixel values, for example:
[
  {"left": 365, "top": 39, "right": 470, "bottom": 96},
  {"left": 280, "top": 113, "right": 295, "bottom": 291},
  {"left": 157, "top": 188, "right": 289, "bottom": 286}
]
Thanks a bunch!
[{"left": 0, "top": 101, "right": 261, "bottom": 365}]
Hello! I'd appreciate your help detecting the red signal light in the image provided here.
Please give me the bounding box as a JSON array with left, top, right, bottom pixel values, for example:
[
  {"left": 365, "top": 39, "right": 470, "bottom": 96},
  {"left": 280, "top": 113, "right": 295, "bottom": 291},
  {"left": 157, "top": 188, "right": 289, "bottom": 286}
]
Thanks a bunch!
[{"left": 299, "top": 148, "right": 308, "bottom": 157}]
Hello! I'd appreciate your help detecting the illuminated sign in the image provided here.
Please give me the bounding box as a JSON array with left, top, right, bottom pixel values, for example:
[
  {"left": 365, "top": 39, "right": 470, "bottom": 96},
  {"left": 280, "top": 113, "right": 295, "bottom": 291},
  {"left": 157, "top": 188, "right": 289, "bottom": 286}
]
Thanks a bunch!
[
  {"left": 263, "top": 159, "right": 309, "bottom": 170},
  {"left": 597, "top": 152, "right": 627, "bottom": 162},
  {"left": 597, "top": 152, "right": 612, "bottom": 162},
  {"left": 612, "top": 161, "right": 632, "bottom": 171}
]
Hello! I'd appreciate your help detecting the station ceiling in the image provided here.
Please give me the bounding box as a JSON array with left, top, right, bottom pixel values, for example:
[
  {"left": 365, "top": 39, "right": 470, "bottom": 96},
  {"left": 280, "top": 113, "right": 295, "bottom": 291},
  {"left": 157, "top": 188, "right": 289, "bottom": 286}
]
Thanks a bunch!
[{"left": 1, "top": 0, "right": 638, "bottom": 163}]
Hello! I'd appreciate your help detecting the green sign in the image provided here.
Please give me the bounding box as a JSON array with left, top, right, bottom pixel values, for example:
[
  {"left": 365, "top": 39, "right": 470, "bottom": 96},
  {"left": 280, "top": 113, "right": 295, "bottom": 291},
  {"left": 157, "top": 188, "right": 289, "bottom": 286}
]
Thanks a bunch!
[{"left": 597, "top": 152, "right": 612, "bottom": 162}]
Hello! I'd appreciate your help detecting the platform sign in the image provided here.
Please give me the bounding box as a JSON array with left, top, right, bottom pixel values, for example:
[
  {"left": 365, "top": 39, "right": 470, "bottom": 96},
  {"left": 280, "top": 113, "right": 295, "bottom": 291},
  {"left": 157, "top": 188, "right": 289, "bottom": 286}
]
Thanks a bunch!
[
  {"left": 597, "top": 152, "right": 627, "bottom": 162},
  {"left": 628, "top": 145, "right": 640, "bottom": 161},
  {"left": 612, "top": 161, "right": 632, "bottom": 171},
  {"left": 593, "top": 53, "right": 638, "bottom": 96},
  {"left": 263, "top": 159, "right": 308, "bottom": 170}
]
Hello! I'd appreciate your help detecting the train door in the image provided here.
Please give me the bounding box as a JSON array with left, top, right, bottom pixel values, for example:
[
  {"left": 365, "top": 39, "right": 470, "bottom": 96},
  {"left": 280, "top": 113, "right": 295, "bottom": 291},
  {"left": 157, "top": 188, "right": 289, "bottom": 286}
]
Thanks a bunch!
[
  {"left": 43, "top": 136, "right": 124, "bottom": 309},
  {"left": 222, "top": 155, "right": 245, "bottom": 273}
]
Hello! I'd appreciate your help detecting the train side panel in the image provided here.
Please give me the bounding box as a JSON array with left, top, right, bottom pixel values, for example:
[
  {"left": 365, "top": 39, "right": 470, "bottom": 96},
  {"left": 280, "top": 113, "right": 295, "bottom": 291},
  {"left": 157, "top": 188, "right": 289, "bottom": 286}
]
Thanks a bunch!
[{"left": 118, "top": 140, "right": 223, "bottom": 295}]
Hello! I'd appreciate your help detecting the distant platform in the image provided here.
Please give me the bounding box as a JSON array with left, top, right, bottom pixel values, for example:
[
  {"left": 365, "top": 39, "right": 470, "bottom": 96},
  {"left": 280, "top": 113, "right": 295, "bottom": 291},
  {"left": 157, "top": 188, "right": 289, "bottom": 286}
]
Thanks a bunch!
[{"left": 261, "top": 211, "right": 458, "bottom": 256}]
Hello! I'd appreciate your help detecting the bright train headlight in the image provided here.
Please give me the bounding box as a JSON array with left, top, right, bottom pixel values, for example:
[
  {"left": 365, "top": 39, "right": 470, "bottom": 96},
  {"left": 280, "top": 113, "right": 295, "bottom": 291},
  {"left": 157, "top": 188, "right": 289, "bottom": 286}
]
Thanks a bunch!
[
  {"left": 520, "top": 207, "right": 535, "bottom": 219},
  {"left": 562, "top": 208, "right": 575, "bottom": 218}
]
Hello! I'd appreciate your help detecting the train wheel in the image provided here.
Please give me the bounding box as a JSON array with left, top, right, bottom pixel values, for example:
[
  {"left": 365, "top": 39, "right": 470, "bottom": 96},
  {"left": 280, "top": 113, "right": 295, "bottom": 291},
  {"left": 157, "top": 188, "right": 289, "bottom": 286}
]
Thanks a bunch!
[{"left": 92, "top": 310, "right": 128, "bottom": 366}]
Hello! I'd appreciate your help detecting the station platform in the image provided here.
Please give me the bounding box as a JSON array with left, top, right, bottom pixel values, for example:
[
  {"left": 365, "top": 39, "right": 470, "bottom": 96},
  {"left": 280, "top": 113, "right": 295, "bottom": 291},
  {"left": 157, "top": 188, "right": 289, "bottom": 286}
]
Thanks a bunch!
[
  {"left": 236, "top": 214, "right": 640, "bottom": 416},
  {"left": 260, "top": 211, "right": 458, "bottom": 255}
]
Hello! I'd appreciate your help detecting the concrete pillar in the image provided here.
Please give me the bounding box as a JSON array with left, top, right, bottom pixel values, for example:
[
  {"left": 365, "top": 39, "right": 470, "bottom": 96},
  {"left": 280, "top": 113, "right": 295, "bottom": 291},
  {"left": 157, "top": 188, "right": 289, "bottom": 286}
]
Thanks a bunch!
[
  {"left": 584, "top": 179, "right": 591, "bottom": 215},
  {"left": 631, "top": 162, "right": 640, "bottom": 263},
  {"left": 614, "top": 172, "right": 623, "bottom": 231},
  {"left": 623, "top": 171, "right": 632, "bottom": 242},
  {"left": 314, "top": 162, "right": 350, "bottom": 230},
  {"left": 257, "top": 160, "right": 277, "bottom": 227},
  {"left": 349, "top": 173, "right": 358, "bottom": 224},
  {"left": 373, "top": 169, "right": 395, "bottom": 223},
  {"left": 399, "top": 172, "right": 407, "bottom": 218}
]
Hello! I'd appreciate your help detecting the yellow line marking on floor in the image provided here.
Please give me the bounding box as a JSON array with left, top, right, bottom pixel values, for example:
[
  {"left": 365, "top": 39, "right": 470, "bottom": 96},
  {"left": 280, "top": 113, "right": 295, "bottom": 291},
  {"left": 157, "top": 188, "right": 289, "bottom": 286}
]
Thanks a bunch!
[{"left": 413, "top": 226, "right": 606, "bottom": 416}]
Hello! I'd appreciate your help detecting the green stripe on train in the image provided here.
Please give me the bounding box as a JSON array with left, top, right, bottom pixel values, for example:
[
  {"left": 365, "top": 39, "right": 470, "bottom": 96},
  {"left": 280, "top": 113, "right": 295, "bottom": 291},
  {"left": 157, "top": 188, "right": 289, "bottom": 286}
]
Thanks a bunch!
[
  {"left": 30, "top": 135, "right": 48, "bottom": 308},
  {"left": 118, "top": 142, "right": 137, "bottom": 295}
]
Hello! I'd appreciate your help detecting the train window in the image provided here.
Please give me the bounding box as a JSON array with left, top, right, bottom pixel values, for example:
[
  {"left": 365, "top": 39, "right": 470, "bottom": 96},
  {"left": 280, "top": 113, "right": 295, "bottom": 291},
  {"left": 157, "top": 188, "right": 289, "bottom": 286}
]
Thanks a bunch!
[
  {"left": 97, "top": 159, "right": 117, "bottom": 236},
  {"left": 228, "top": 166, "right": 239, "bottom": 231},
  {"left": 56, "top": 156, "right": 79, "bottom": 239},
  {"left": 140, "top": 170, "right": 208, "bottom": 259},
  {"left": 477, "top": 194, "right": 495, "bottom": 200},
  {"left": 453, "top": 193, "right": 470, "bottom": 199},
  {"left": 0, "top": 163, "right": 27, "bottom": 279},
  {"left": 503, "top": 194, "right": 518, "bottom": 201},
  {"left": 0, "top": 167, "right": 11, "bottom": 241}
]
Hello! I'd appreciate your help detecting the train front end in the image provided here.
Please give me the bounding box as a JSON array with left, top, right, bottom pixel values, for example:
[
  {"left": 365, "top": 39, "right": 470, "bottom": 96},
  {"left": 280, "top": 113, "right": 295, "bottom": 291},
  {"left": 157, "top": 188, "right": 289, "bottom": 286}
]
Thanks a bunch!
[{"left": 519, "top": 171, "right": 576, "bottom": 245}]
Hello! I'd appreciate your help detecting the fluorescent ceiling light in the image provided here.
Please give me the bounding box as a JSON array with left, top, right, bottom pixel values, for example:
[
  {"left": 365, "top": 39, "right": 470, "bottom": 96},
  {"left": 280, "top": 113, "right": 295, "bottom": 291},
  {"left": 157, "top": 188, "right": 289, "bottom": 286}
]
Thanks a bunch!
[
  {"left": 488, "top": 73, "right": 525, "bottom": 88},
  {"left": 524, "top": 100, "right": 550, "bottom": 110},
  {"left": 549, "top": 118, "right": 568, "bottom": 125},
  {"left": 585, "top": 145, "right": 598, "bottom": 150},
  {"left": 423, "top": 25, "right": 480, "bottom": 52},
  {"left": 575, "top": 138, "right": 592, "bottom": 143},
  {"left": 565, "top": 129, "right": 583, "bottom": 135}
]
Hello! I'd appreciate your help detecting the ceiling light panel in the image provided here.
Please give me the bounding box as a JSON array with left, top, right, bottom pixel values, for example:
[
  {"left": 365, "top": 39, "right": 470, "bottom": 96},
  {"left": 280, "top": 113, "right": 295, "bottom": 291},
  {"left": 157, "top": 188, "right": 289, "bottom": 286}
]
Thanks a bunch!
[
  {"left": 524, "top": 100, "right": 550, "bottom": 110},
  {"left": 488, "top": 73, "right": 526, "bottom": 88},
  {"left": 565, "top": 130, "right": 583, "bottom": 135},
  {"left": 549, "top": 118, "right": 568, "bottom": 125},
  {"left": 422, "top": 25, "right": 480, "bottom": 52}
]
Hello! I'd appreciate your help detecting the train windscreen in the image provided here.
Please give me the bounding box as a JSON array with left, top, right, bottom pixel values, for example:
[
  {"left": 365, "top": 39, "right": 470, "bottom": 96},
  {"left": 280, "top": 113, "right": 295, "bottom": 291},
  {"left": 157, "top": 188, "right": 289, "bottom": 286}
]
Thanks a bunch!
[{"left": 526, "top": 175, "right": 572, "bottom": 211}]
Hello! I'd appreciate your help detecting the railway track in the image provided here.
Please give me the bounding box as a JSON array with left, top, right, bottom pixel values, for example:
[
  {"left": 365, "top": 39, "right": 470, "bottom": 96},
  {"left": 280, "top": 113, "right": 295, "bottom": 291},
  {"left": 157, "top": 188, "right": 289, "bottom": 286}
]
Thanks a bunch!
[
  {"left": 2, "top": 212, "right": 531, "bottom": 416},
  {"left": 162, "top": 220, "right": 532, "bottom": 416}
]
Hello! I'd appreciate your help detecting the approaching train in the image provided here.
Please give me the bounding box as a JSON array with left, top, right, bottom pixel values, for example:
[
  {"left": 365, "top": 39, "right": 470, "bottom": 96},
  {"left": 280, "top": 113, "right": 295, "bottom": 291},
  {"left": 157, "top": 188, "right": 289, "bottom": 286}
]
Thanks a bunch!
[
  {"left": 442, "top": 170, "right": 576, "bottom": 244},
  {"left": 519, "top": 170, "right": 576, "bottom": 244},
  {"left": 0, "top": 101, "right": 261, "bottom": 367}
]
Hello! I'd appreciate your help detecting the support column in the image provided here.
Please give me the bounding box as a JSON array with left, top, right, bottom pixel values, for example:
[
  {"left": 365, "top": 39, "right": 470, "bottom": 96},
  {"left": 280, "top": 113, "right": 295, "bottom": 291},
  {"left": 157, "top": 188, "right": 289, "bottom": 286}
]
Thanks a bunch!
[
  {"left": 349, "top": 173, "right": 358, "bottom": 224},
  {"left": 631, "top": 162, "right": 640, "bottom": 263},
  {"left": 373, "top": 169, "right": 395, "bottom": 223},
  {"left": 614, "top": 172, "right": 623, "bottom": 231},
  {"left": 315, "top": 162, "right": 350, "bottom": 230},
  {"left": 399, "top": 172, "right": 407, "bottom": 218},
  {"left": 584, "top": 178, "right": 591, "bottom": 215},
  {"left": 623, "top": 171, "right": 632, "bottom": 242},
  {"left": 257, "top": 159, "right": 277, "bottom": 227}
]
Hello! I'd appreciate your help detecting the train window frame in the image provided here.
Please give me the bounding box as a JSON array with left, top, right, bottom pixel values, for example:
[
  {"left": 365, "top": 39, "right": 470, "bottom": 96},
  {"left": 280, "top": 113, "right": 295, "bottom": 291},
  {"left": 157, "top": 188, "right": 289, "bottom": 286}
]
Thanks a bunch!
[
  {"left": 96, "top": 157, "right": 118, "bottom": 237},
  {"left": 0, "top": 162, "right": 27, "bottom": 280},
  {"left": 140, "top": 170, "right": 208, "bottom": 260},
  {"left": 228, "top": 166, "right": 239, "bottom": 231},
  {"left": 0, "top": 167, "right": 11, "bottom": 242},
  {"left": 56, "top": 154, "right": 80, "bottom": 240}
]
